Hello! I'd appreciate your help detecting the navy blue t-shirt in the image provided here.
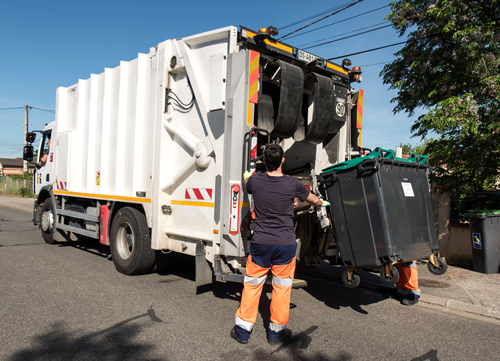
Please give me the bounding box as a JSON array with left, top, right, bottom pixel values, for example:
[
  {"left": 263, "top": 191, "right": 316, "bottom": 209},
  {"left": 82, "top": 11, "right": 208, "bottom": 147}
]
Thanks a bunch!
[{"left": 246, "top": 172, "right": 310, "bottom": 245}]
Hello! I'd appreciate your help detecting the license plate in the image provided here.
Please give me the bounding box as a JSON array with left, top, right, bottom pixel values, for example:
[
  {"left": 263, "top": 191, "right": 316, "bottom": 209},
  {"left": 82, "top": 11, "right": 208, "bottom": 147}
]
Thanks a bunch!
[{"left": 298, "top": 50, "right": 319, "bottom": 63}]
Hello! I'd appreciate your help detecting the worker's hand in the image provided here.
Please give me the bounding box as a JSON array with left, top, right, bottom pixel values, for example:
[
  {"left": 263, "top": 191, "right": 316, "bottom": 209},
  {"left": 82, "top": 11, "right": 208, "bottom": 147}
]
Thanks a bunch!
[
  {"left": 243, "top": 170, "right": 252, "bottom": 181},
  {"left": 321, "top": 200, "right": 330, "bottom": 207}
]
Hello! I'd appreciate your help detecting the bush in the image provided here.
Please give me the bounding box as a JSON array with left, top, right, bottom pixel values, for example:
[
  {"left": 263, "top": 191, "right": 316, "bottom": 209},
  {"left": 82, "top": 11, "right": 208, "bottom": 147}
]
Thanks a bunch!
[{"left": 19, "top": 186, "right": 35, "bottom": 198}]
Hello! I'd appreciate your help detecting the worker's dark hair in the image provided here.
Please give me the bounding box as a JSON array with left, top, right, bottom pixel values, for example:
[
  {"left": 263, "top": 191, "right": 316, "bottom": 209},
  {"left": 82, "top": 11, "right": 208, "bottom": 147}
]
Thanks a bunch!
[{"left": 264, "top": 143, "right": 284, "bottom": 172}]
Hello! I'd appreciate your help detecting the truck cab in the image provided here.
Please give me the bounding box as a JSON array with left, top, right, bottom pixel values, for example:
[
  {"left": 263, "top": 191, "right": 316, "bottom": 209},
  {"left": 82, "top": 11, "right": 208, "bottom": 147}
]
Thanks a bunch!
[{"left": 34, "top": 126, "right": 54, "bottom": 195}]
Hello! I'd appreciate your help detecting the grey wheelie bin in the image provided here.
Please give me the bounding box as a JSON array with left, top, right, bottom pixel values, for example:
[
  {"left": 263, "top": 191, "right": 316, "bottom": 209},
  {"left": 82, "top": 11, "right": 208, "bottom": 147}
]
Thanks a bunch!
[
  {"left": 320, "top": 147, "right": 442, "bottom": 287},
  {"left": 464, "top": 210, "right": 500, "bottom": 274}
]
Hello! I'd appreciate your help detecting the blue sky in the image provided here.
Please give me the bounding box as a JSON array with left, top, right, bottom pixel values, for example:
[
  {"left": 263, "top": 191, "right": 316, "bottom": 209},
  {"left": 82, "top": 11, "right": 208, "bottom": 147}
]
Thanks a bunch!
[{"left": 0, "top": 0, "right": 425, "bottom": 158}]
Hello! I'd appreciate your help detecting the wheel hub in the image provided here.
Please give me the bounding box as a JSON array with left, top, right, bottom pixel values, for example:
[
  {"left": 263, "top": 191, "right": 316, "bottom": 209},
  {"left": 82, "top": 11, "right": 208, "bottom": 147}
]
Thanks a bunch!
[
  {"left": 116, "top": 222, "right": 134, "bottom": 260},
  {"left": 41, "top": 209, "right": 53, "bottom": 232}
]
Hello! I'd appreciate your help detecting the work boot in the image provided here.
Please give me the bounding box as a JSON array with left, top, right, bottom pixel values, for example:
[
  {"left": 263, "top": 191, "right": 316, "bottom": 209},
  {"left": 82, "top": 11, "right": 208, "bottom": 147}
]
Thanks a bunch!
[
  {"left": 267, "top": 329, "right": 292, "bottom": 345},
  {"left": 401, "top": 294, "right": 420, "bottom": 306},
  {"left": 230, "top": 327, "right": 249, "bottom": 344}
]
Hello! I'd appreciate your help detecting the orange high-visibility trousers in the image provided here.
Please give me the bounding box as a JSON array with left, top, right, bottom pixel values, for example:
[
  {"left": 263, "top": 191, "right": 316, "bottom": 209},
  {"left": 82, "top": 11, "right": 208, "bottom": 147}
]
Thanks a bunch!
[
  {"left": 396, "top": 261, "right": 420, "bottom": 296},
  {"left": 234, "top": 243, "right": 296, "bottom": 341}
]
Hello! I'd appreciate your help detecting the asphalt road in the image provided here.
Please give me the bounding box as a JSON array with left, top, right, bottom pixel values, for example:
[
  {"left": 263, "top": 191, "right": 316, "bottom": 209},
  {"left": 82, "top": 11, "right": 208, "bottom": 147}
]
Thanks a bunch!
[{"left": 1, "top": 205, "right": 500, "bottom": 361}]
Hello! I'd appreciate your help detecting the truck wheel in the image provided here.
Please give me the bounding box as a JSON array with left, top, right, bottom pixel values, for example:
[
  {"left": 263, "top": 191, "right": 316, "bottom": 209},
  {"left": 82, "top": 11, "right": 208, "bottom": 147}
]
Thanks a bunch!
[
  {"left": 427, "top": 257, "right": 448, "bottom": 275},
  {"left": 110, "top": 207, "right": 155, "bottom": 275},
  {"left": 342, "top": 270, "right": 360, "bottom": 288},
  {"left": 40, "top": 201, "right": 56, "bottom": 244},
  {"left": 380, "top": 266, "right": 399, "bottom": 285}
]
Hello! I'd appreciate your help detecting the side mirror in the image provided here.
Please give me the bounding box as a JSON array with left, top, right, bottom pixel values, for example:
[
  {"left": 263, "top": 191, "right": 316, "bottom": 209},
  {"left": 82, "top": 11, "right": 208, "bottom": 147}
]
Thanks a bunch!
[
  {"left": 26, "top": 132, "right": 36, "bottom": 143},
  {"left": 23, "top": 145, "right": 34, "bottom": 161}
]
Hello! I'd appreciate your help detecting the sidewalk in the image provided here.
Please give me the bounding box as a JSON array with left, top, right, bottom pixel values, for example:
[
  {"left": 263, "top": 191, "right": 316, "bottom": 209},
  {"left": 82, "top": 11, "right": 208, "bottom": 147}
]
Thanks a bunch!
[
  {"left": 299, "top": 260, "right": 500, "bottom": 323},
  {"left": 0, "top": 194, "right": 35, "bottom": 213}
]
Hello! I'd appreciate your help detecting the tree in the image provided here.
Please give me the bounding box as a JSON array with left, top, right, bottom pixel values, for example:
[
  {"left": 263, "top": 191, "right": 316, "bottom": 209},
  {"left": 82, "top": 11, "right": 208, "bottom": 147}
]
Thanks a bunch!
[
  {"left": 381, "top": 0, "right": 500, "bottom": 193},
  {"left": 398, "top": 138, "right": 433, "bottom": 155},
  {"left": 398, "top": 143, "right": 416, "bottom": 155}
]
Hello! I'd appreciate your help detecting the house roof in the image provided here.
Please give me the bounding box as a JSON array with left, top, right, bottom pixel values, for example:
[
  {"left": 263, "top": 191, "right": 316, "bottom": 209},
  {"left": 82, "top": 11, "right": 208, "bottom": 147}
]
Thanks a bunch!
[{"left": 0, "top": 158, "right": 35, "bottom": 169}]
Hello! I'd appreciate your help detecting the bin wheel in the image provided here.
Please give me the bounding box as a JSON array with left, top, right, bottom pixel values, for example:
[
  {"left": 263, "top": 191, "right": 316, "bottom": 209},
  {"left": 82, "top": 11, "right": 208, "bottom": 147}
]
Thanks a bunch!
[
  {"left": 380, "top": 266, "right": 399, "bottom": 285},
  {"left": 427, "top": 257, "right": 448, "bottom": 275},
  {"left": 342, "top": 270, "right": 361, "bottom": 289}
]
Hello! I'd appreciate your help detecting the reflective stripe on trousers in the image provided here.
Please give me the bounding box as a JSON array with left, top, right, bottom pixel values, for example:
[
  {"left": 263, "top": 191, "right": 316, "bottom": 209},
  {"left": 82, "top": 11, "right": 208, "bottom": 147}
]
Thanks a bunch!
[
  {"left": 396, "top": 261, "right": 420, "bottom": 295},
  {"left": 235, "top": 253, "right": 296, "bottom": 332}
]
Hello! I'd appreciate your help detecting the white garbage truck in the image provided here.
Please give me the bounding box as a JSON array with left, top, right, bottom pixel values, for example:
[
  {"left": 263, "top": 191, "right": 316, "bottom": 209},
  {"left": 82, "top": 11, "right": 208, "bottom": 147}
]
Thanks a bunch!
[{"left": 24, "top": 26, "right": 366, "bottom": 286}]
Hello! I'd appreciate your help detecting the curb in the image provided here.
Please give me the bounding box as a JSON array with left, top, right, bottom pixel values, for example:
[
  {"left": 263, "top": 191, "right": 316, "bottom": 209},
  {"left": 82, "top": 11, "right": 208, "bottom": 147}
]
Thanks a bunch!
[{"left": 297, "top": 270, "right": 500, "bottom": 323}]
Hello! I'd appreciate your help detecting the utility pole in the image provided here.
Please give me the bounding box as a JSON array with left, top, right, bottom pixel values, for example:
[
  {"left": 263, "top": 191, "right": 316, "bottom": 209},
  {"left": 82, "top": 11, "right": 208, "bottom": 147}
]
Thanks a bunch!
[{"left": 24, "top": 105, "right": 28, "bottom": 172}]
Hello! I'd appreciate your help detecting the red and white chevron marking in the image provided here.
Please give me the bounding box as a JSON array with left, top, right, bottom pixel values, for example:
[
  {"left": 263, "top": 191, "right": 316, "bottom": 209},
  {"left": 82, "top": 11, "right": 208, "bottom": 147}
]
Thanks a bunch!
[
  {"left": 185, "top": 188, "right": 212, "bottom": 200},
  {"left": 56, "top": 182, "right": 67, "bottom": 190}
]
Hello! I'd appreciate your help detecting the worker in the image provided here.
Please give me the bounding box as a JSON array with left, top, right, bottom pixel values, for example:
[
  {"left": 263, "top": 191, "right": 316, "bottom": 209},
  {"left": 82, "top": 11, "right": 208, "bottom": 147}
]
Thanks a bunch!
[
  {"left": 396, "top": 261, "right": 420, "bottom": 306},
  {"left": 36, "top": 138, "right": 50, "bottom": 169},
  {"left": 231, "top": 143, "right": 329, "bottom": 345}
]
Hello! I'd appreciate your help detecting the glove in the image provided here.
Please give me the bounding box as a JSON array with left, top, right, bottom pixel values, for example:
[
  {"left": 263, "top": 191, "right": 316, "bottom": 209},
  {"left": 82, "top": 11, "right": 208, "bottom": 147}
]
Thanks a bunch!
[
  {"left": 243, "top": 170, "right": 252, "bottom": 181},
  {"left": 321, "top": 200, "right": 330, "bottom": 207}
]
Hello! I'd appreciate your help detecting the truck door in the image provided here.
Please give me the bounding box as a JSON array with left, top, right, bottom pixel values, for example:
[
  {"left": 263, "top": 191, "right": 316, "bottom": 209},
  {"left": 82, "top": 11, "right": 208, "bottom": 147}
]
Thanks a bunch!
[{"left": 34, "top": 130, "right": 54, "bottom": 194}]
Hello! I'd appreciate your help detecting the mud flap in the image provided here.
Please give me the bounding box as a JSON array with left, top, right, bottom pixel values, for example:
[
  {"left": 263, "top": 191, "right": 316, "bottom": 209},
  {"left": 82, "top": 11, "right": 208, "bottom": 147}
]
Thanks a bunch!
[
  {"left": 258, "top": 61, "right": 303, "bottom": 139},
  {"left": 294, "top": 73, "right": 334, "bottom": 144},
  {"left": 196, "top": 241, "right": 213, "bottom": 286}
]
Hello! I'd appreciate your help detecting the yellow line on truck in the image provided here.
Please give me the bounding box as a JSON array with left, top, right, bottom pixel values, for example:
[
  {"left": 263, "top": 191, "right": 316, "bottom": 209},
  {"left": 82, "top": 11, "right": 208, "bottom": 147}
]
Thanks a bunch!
[
  {"left": 245, "top": 30, "right": 294, "bottom": 54},
  {"left": 171, "top": 201, "right": 250, "bottom": 208},
  {"left": 53, "top": 190, "right": 152, "bottom": 203}
]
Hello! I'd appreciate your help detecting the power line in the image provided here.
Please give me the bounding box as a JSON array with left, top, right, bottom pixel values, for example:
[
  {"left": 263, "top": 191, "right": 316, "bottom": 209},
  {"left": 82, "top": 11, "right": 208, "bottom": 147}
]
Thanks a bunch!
[
  {"left": 29, "top": 106, "right": 55, "bottom": 113},
  {"left": 285, "top": 5, "right": 391, "bottom": 40},
  {"left": 358, "top": 60, "right": 392, "bottom": 67},
  {"left": 299, "top": 22, "right": 390, "bottom": 48},
  {"left": 0, "top": 110, "right": 24, "bottom": 120},
  {"left": 278, "top": 0, "right": 363, "bottom": 40},
  {"left": 279, "top": 1, "right": 360, "bottom": 30},
  {"left": 0, "top": 107, "right": 24, "bottom": 110},
  {"left": 304, "top": 24, "right": 392, "bottom": 50},
  {"left": 327, "top": 41, "right": 407, "bottom": 60}
]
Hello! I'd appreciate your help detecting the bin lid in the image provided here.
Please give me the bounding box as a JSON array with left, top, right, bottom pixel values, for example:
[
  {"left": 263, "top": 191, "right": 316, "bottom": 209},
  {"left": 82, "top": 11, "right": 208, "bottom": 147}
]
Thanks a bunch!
[
  {"left": 464, "top": 209, "right": 500, "bottom": 218},
  {"left": 321, "top": 147, "right": 429, "bottom": 173}
]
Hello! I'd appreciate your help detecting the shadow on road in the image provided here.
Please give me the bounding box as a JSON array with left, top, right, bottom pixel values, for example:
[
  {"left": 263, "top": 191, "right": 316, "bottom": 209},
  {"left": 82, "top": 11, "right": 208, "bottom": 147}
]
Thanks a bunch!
[
  {"left": 220, "top": 346, "right": 353, "bottom": 361},
  {"left": 300, "top": 276, "right": 386, "bottom": 315},
  {"left": 57, "top": 237, "right": 111, "bottom": 259},
  {"left": 6, "top": 309, "right": 166, "bottom": 361}
]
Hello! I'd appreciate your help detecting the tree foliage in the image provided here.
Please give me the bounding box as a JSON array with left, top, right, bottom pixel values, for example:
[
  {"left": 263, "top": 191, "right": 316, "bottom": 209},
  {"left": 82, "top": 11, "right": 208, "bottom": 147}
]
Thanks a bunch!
[
  {"left": 381, "top": 0, "right": 500, "bottom": 193},
  {"left": 398, "top": 138, "right": 433, "bottom": 155}
]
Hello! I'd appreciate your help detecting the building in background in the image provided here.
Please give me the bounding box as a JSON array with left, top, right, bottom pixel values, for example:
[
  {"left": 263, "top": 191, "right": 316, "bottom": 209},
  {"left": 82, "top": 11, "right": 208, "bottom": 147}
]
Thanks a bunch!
[{"left": 0, "top": 158, "right": 35, "bottom": 176}]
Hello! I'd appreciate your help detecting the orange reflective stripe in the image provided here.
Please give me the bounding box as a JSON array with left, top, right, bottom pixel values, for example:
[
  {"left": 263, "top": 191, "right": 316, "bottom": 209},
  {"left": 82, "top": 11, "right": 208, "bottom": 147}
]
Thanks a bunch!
[
  {"left": 270, "top": 283, "right": 293, "bottom": 326},
  {"left": 246, "top": 255, "right": 270, "bottom": 278},
  {"left": 236, "top": 282, "right": 266, "bottom": 325},
  {"left": 236, "top": 255, "right": 271, "bottom": 325},
  {"left": 396, "top": 263, "right": 419, "bottom": 291},
  {"left": 271, "top": 257, "right": 296, "bottom": 279}
]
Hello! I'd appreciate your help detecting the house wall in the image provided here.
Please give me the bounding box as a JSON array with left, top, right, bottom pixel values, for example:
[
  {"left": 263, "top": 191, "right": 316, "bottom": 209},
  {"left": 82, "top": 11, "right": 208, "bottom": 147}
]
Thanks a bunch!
[{"left": 2, "top": 167, "right": 25, "bottom": 176}]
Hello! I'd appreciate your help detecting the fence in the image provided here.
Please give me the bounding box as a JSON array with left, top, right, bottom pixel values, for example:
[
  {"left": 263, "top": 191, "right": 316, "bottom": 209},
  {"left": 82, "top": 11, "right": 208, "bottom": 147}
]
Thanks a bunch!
[
  {"left": 0, "top": 176, "right": 34, "bottom": 197},
  {"left": 450, "top": 191, "right": 500, "bottom": 222}
]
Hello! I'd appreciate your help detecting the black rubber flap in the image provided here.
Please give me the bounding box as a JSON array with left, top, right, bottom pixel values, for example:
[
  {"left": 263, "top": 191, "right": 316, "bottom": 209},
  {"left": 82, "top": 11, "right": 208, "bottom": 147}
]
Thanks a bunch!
[
  {"left": 270, "top": 60, "right": 304, "bottom": 138},
  {"left": 294, "top": 73, "right": 334, "bottom": 144}
]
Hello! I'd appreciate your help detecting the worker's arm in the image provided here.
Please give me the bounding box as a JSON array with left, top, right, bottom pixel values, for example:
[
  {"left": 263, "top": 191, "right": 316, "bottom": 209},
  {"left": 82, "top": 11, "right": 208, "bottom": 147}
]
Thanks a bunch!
[
  {"left": 243, "top": 170, "right": 252, "bottom": 186},
  {"left": 37, "top": 154, "right": 48, "bottom": 169},
  {"left": 305, "top": 192, "right": 330, "bottom": 207}
]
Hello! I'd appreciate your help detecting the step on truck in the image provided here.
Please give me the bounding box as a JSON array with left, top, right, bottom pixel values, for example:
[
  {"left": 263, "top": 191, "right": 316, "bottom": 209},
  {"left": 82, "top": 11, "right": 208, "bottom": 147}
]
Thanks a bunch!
[{"left": 24, "top": 26, "right": 367, "bottom": 285}]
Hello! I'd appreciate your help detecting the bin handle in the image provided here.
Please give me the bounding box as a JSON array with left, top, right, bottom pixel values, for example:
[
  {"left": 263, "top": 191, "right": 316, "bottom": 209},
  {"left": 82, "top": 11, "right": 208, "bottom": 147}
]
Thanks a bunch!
[{"left": 357, "top": 162, "right": 379, "bottom": 174}]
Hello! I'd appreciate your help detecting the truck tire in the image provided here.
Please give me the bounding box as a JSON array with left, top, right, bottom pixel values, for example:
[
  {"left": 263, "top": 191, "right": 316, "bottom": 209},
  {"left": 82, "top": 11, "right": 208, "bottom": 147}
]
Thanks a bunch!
[
  {"left": 110, "top": 207, "right": 155, "bottom": 275},
  {"left": 40, "top": 201, "right": 56, "bottom": 244}
]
